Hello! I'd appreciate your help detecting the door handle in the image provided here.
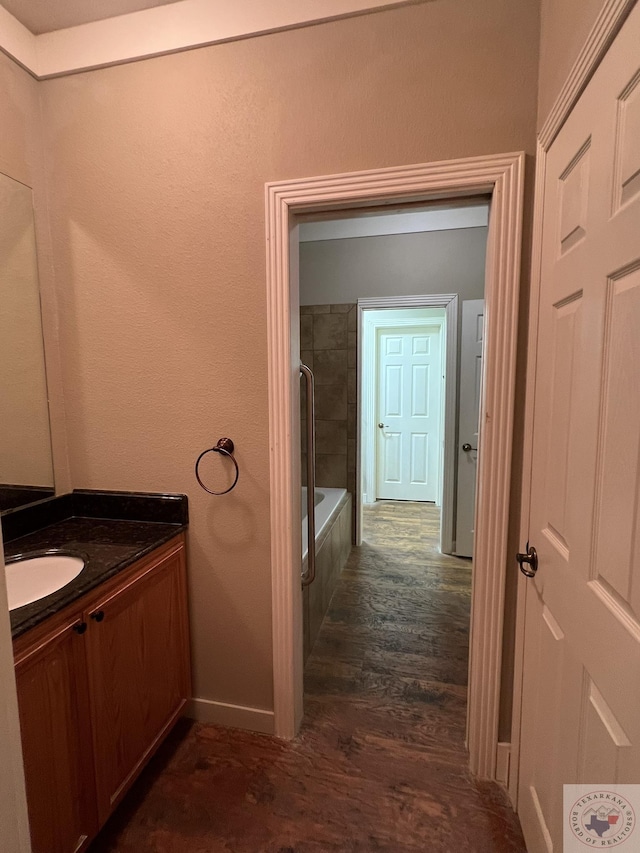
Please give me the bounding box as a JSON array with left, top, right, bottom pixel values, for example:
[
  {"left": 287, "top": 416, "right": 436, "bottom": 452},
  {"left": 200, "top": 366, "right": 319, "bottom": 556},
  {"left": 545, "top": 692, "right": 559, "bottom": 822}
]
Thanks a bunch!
[
  {"left": 378, "top": 423, "right": 389, "bottom": 429},
  {"left": 462, "top": 443, "right": 477, "bottom": 452},
  {"left": 516, "top": 543, "right": 538, "bottom": 578}
]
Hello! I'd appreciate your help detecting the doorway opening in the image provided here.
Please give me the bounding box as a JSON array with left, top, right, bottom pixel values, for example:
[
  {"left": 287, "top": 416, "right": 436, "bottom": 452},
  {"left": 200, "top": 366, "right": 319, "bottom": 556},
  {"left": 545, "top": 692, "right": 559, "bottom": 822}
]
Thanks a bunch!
[
  {"left": 358, "top": 298, "right": 458, "bottom": 552},
  {"left": 356, "top": 296, "right": 486, "bottom": 561},
  {"left": 265, "top": 153, "right": 525, "bottom": 781},
  {"left": 296, "top": 216, "right": 487, "bottom": 770},
  {"left": 361, "top": 309, "right": 447, "bottom": 523}
]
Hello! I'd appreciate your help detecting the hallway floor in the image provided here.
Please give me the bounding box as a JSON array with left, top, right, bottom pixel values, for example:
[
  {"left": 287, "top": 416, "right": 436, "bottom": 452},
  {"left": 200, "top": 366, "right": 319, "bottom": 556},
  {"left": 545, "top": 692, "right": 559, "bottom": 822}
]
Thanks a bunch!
[{"left": 90, "top": 501, "right": 526, "bottom": 853}]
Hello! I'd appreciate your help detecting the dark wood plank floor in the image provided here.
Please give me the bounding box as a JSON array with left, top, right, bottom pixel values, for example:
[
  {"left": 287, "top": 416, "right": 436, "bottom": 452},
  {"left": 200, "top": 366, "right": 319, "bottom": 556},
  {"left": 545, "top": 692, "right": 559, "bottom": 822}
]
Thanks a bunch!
[{"left": 90, "top": 501, "right": 527, "bottom": 852}]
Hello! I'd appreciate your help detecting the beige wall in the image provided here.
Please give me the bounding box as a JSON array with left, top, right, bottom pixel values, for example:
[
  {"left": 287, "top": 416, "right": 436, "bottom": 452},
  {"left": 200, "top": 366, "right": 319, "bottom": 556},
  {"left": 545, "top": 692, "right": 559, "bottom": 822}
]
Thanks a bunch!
[
  {"left": 38, "top": 0, "right": 540, "bottom": 717},
  {"left": 0, "top": 53, "right": 40, "bottom": 188},
  {"left": 537, "top": 0, "right": 604, "bottom": 128},
  {"left": 300, "top": 227, "right": 487, "bottom": 305}
]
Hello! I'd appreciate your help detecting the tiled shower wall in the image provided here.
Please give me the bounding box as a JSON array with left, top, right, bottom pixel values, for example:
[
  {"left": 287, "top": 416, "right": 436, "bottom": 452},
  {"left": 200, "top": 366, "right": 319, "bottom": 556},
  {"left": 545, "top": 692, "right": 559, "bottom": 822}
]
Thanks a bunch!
[{"left": 300, "top": 304, "right": 357, "bottom": 505}]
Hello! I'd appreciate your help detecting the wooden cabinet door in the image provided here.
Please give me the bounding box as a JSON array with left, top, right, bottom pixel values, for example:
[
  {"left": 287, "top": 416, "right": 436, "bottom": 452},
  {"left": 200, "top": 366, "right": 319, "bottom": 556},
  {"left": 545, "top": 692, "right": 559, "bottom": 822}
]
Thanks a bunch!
[
  {"left": 84, "top": 541, "right": 190, "bottom": 823},
  {"left": 15, "top": 615, "right": 98, "bottom": 853}
]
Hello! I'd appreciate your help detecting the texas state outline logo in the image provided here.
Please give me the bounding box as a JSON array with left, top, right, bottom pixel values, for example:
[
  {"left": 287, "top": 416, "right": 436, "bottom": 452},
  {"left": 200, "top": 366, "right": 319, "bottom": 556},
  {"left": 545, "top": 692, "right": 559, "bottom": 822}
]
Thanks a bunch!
[{"left": 564, "top": 786, "right": 638, "bottom": 849}]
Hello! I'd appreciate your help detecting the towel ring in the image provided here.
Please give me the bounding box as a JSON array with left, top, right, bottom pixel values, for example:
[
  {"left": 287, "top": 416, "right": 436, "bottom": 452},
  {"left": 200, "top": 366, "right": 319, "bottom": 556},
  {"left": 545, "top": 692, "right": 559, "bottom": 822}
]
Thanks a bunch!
[{"left": 195, "top": 438, "right": 239, "bottom": 495}]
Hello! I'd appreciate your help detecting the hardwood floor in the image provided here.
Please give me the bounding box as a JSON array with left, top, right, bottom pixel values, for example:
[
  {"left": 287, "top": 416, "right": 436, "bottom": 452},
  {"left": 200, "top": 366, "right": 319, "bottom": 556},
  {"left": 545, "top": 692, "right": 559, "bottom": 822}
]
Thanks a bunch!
[{"left": 90, "top": 501, "right": 526, "bottom": 852}]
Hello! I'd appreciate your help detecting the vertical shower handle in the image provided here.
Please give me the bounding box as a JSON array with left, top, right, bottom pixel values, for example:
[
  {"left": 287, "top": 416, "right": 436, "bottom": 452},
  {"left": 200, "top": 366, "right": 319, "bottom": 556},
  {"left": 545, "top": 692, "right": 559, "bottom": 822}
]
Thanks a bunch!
[{"left": 300, "top": 363, "right": 316, "bottom": 587}]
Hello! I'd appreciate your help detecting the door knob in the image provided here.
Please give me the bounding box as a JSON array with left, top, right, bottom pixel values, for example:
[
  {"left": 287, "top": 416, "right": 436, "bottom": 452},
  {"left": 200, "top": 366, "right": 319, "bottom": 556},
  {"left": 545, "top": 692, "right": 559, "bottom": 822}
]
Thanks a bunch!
[
  {"left": 516, "top": 544, "right": 538, "bottom": 578},
  {"left": 378, "top": 423, "right": 389, "bottom": 429},
  {"left": 462, "top": 443, "right": 477, "bottom": 452}
]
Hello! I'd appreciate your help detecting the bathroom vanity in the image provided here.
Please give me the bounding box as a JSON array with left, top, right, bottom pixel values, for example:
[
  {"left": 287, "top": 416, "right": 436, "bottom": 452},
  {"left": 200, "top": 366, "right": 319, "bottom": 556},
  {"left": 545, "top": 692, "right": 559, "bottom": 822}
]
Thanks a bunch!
[
  {"left": 3, "top": 490, "right": 191, "bottom": 853},
  {"left": 0, "top": 169, "right": 192, "bottom": 852}
]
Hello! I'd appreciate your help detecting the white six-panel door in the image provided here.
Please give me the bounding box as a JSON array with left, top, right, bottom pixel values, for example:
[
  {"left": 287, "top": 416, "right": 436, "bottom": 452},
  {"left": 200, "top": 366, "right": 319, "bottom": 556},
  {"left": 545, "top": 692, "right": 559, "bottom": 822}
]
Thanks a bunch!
[
  {"left": 376, "top": 325, "right": 442, "bottom": 501},
  {"left": 518, "top": 5, "right": 640, "bottom": 851}
]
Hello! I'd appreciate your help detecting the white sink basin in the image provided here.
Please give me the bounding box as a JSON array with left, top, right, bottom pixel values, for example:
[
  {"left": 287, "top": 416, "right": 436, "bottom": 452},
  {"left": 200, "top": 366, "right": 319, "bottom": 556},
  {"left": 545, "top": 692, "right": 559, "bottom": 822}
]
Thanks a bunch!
[{"left": 5, "top": 553, "right": 86, "bottom": 611}]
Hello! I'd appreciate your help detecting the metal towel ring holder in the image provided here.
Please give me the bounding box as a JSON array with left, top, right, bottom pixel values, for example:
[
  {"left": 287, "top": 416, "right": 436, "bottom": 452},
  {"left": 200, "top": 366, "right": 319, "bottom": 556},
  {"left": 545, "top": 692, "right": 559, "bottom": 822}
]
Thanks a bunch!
[{"left": 195, "top": 438, "right": 239, "bottom": 495}]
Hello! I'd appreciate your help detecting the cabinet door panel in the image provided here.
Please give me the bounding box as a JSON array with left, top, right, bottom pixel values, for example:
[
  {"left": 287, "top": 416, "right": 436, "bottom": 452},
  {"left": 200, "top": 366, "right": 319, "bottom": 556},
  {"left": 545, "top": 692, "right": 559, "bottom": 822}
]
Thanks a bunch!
[
  {"left": 15, "top": 618, "right": 97, "bottom": 853},
  {"left": 86, "top": 544, "right": 190, "bottom": 822}
]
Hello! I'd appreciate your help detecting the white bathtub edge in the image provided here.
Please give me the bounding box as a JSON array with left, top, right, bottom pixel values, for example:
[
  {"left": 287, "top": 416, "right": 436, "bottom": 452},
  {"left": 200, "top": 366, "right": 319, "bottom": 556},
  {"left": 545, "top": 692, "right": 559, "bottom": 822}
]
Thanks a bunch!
[{"left": 302, "top": 487, "right": 348, "bottom": 561}]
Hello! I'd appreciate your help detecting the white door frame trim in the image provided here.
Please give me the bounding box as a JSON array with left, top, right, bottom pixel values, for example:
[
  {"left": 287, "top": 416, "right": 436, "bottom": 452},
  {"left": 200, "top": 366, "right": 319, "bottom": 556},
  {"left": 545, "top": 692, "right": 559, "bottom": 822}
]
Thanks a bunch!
[
  {"left": 509, "top": 0, "right": 638, "bottom": 806},
  {"left": 356, "top": 295, "right": 457, "bottom": 553},
  {"left": 266, "top": 151, "right": 525, "bottom": 780}
]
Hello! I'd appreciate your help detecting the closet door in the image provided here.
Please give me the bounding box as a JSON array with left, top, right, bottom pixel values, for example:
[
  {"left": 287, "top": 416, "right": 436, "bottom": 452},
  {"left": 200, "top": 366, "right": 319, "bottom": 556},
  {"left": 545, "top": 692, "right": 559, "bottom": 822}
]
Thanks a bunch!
[{"left": 518, "top": 5, "right": 640, "bottom": 850}]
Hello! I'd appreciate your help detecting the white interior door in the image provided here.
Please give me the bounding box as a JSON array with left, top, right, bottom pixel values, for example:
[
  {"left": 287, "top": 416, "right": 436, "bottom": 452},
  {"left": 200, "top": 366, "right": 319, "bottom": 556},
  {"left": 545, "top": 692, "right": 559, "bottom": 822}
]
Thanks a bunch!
[
  {"left": 455, "top": 299, "right": 484, "bottom": 557},
  {"left": 518, "top": 6, "right": 640, "bottom": 851},
  {"left": 376, "top": 325, "right": 442, "bottom": 501}
]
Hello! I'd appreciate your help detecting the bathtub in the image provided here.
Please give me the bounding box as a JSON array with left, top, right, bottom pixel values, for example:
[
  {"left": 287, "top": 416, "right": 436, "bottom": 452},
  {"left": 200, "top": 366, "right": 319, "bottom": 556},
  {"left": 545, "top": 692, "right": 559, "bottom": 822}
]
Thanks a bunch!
[
  {"left": 301, "top": 486, "right": 347, "bottom": 560},
  {"left": 301, "top": 487, "right": 352, "bottom": 661}
]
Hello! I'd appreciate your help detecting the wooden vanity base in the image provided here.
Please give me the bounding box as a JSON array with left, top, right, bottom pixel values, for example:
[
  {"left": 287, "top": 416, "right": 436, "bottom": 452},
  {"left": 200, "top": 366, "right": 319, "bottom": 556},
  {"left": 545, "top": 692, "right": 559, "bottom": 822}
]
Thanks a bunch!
[{"left": 13, "top": 534, "right": 191, "bottom": 853}]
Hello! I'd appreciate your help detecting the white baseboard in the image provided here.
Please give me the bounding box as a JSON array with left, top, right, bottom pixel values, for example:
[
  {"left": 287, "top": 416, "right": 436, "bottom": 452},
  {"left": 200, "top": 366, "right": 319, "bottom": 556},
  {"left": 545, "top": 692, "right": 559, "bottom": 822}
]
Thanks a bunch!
[
  {"left": 186, "top": 698, "right": 275, "bottom": 735},
  {"left": 496, "top": 741, "right": 511, "bottom": 788}
]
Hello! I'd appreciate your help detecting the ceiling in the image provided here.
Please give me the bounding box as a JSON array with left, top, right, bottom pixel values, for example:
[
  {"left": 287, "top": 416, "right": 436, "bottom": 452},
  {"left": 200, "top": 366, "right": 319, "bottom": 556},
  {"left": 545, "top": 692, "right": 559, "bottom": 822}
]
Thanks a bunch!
[
  {"left": 1, "top": 0, "right": 182, "bottom": 34},
  {"left": 0, "top": 0, "right": 422, "bottom": 78}
]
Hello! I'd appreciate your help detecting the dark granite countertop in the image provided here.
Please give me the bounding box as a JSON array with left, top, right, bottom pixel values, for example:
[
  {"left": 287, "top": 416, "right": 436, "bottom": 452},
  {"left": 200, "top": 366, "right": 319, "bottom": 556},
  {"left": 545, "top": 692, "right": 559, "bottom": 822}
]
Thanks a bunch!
[{"left": 3, "top": 490, "right": 188, "bottom": 640}]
